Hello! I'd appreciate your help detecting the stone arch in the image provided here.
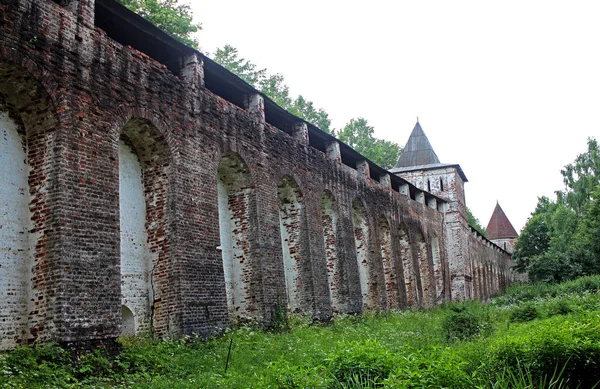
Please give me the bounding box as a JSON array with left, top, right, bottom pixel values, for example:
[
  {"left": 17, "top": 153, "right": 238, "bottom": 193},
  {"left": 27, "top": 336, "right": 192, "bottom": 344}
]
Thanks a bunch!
[
  {"left": 217, "top": 152, "right": 257, "bottom": 320},
  {"left": 118, "top": 118, "right": 172, "bottom": 336},
  {"left": 277, "top": 176, "right": 305, "bottom": 312},
  {"left": 110, "top": 106, "right": 179, "bottom": 163},
  {"left": 431, "top": 234, "right": 444, "bottom": 303},
  {"left": 415, "top": 229, "right": 435, "bottom": 307},
  {"left": 398, "top": 222, "right": 416, "bottom": 308},
  {"left": 379, "top": 215, "right": 399, "bottom": 309},
  {"left": 321, "top": 190, "right": 345, "bottom": 313},
  {"left": 0, "top": 62, "right": 60, "bottom": 349},
  {"left": 121, "top": 306, "right": 136, "bottom": 337},
  {"left": 351, "top": 198, "right": 375, "bottom": 310}
]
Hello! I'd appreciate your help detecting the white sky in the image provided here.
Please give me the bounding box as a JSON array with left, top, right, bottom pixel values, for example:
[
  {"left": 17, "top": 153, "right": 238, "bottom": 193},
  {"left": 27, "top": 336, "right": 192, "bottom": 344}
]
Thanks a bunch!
[{"left": 189, "top": 0, "right": 600, "bottom": 232}]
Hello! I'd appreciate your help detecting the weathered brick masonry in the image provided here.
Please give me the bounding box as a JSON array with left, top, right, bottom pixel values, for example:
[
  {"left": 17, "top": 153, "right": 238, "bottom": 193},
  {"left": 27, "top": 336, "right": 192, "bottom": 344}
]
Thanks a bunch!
[{"left": 0, "top": 0, "right": 514, "bottom": 349}]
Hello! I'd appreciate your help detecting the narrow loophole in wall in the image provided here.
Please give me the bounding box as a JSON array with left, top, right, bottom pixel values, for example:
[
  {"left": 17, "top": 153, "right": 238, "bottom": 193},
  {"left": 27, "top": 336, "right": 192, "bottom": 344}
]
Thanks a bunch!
[{"left": 278, "top": 177, "right": 304, "bottom": 313}]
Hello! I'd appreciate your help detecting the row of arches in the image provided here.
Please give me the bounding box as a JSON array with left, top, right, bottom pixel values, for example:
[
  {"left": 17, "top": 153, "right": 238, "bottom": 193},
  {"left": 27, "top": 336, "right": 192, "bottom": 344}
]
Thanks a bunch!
[
  {"left": 0, "top": 72, "right": 171, "bottom": 343},
  {"left": 215, "top": 152, "right": 448, "bottom": 323},
  {"left": 0, "top": 59, "right": 449, "bottom": 346}
]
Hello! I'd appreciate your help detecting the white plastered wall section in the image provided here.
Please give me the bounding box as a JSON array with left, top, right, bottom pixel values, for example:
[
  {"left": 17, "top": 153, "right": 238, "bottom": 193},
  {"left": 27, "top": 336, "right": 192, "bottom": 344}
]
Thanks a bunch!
[
  {"left": 278, "top": 181, "right": 303, "bottom": 312},
  {"left": 352, "top": 204, "right": 371, "bottom": 310},
  {"left": 0, "top": 110, "right": 31, "bottom": 350},
  {"left": 217, "top": 179, "right": 251, "bottom": 319},
  {"left": 321, "top": 194, "right": 341, "bottom": 313},
  {"left": 119, "top": 140, "right": 151, "bottom": 335}
]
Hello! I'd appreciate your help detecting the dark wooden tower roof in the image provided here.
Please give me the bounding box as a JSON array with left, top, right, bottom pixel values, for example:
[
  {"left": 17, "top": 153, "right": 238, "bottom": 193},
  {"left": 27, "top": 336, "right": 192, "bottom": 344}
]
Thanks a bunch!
[{"left": 395, "top": 121, "right": 440, "bottom": 168}]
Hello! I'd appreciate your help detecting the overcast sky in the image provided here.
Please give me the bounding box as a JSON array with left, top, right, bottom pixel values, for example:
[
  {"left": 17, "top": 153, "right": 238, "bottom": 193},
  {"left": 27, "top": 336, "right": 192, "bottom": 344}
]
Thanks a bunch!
[{"left": 189, "top": 0, "right": 599, "bottom": 233}]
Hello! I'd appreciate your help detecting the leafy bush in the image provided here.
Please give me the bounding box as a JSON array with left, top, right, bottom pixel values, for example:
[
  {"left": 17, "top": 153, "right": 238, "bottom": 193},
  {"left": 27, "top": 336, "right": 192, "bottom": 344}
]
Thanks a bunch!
[
  {"left": 441, "top": 306, "right": 482, "bottom": 342},
  {"left": 326, "top": 339, "right": 397, "bottom": 386},
  {"left": 475, "top": 314, "right": 600, "bottom": 388},
  {"left": 0, "top": 343, "right": 76, "bottom": 386},
  {"left": 509, "top": 303, "right": 539, "bottom": 323}
]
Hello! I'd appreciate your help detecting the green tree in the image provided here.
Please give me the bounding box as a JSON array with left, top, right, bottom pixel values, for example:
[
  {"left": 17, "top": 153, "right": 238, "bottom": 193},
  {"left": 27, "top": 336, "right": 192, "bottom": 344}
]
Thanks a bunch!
[
  {"left": 116, "top": 0, "right": 201, "bottom": 48},
  {"left": 212, "top": 45, "right": 266, "bottom": 86},
  {"left": 561, "top": 138, "right": 600, "bottom": 216},
  {"left": 514, "top": 138, "right": 600, "bottom": 282},
  {"left": 212, "top": 45, "right": 333, "bottom": 133},
  {"left": 572, "top": 187, "right": 600, "bottom": 274},
  {"left": 466, "top": 208, "right": 487, "bottom": 237},
  {"left": 288, "top": 95, "right": 332, "bottom": 134},
  {"left": 335, "top": 118, "right": 402, "bottom": 169}
]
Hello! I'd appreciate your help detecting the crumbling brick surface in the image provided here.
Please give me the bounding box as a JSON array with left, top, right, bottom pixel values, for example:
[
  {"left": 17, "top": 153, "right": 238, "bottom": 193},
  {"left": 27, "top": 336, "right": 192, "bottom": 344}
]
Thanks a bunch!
[{"left": 0, "top": 0, "right": 514, "bottom": 348}]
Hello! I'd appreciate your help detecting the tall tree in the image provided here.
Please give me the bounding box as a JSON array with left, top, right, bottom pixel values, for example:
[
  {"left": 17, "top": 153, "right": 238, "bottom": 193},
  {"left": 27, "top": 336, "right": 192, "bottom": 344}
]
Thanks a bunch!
[
  {"left": 116, "top": 0, "right": 201, "bottom": 48},
  {"left": 212, "top": 45, "right": 266, "bottom": 86},
  {"left": 212, "top": 45, "right": 333, "bottom": 133},
  {"left": 561, "top": 137, "right": 600, "bottom": 216},
  {"left": 466, "top": 208, "right": 487, "bottom": 237},
  {"left": 514, "top": 138, "right": 600, "bottom": 282},
  {"left": 335, "top": 118, "right": 402, "bottom": 169}
]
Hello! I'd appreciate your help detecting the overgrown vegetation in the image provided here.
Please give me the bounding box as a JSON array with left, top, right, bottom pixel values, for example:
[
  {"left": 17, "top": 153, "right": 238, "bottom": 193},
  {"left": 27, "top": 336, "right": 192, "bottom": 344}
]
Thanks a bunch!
[
  {"left": 514, "top": 137, "right": 600, "bottom": 282},
  {"left": 2, "top": 276, "right": 600, "bottom": 388},
  {"left": 115, "top": 0, "right": 201, "bottom": 48}
]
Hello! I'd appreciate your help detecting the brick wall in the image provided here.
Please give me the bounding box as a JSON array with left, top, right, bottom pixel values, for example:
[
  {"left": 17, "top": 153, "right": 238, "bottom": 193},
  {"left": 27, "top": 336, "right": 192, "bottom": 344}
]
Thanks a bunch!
[{"left": 0, "top": 0, "right": 514, "bottom": 348}]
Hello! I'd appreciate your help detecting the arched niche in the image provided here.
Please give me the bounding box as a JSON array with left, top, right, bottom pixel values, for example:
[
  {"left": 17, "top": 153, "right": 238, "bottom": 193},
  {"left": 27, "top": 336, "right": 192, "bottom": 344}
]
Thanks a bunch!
[
  {"left": 431, "top": 234, "right": 444, "bottom": 303},
  {"left": 119, "top": 118, "right": 171, "bottom": 336},
  {"left": 321, "top": 190, "right": 344, "bottom": 313},
  {"left": 217, "top": 152, "right": 257, "bottom": 320},
  {"left": 0, "top": 62, "right": 58, "bottom": 349},
  {"left": 398, "top": 223, "right": 416, "bottom": 308},
  {"left": 277, "top": 176, "right": 304, "bottom": 312},
  {"left": 379, "top": 216, "right": 398, "bottom": 310},
  {"left": 415, "top": 230, "right": 435, "bottom": 307},
  {"left": 121, "top": 305, "right": 136, "bottom": 337},
  {"left": 351, "top": 199, "right": 374, "bottom": 311}
]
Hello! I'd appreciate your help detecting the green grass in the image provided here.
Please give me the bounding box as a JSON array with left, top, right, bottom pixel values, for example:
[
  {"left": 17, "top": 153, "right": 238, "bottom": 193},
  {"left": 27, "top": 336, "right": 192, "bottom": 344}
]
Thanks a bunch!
[{"left": 2, "top": 277, "right": 600, "bottom": 388}]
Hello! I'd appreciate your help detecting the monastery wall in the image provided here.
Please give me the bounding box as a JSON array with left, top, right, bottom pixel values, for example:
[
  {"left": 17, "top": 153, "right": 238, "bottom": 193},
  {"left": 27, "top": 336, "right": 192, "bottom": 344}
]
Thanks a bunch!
[{"left": 0, "top": 0, "right": 512, "bottom": 349}]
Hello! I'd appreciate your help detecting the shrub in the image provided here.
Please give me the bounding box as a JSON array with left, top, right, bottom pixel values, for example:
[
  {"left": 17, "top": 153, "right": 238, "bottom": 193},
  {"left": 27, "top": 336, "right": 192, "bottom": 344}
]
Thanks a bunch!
[
  {"left": 326, "top": 339, "right": 397, "bottom": 386},
  {"left": 509, "top": 303, "right": 539, "bottom": 323},
  {"left": 485, "top": 315, "right": 600, "bottom": 388},
  {"left": 442, "top": 306, "right": 482, "bottom": 342}
]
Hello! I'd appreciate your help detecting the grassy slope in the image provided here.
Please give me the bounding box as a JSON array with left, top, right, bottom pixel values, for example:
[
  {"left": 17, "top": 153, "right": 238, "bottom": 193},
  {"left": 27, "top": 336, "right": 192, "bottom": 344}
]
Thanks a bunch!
[{"left": 2, "top": 276, "right": 600, "bottom": 388}]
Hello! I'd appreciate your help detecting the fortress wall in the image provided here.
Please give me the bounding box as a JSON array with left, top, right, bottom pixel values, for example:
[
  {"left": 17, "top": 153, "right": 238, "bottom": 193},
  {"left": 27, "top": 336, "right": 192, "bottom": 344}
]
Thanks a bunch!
[{"left": 0, "top": 0, "right": 511, "bottom": 347}]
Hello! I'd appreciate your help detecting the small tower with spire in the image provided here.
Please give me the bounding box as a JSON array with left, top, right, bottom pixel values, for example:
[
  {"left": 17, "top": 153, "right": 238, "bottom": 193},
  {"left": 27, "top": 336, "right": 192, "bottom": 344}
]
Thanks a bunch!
[
  {"left": 391, "top": 121, "right": 472, "bottom": 300},
  {"left": 486, "top": 202, "right": 519, "bottom": 253},
  {"left": 390, "top": 121, "right": 468, "bottom": 213}
]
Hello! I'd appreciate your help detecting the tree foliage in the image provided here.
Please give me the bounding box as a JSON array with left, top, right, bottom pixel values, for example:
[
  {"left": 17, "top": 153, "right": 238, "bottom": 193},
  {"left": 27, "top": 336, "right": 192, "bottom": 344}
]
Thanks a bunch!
[
  {"left": 335, "top": 118, "right": 402, "bottom": 169},
  {"left": 514, "top": 138, "right": 600, "bottom": 282},
  {"left": 212, "top": 45, "right": 332, "bottom": 134},
  {"left": 466, "top": 208, "right": 487, "bottom": 238},
  {"left": 116, "top": 0, "right": 201, "bottom": 48}
]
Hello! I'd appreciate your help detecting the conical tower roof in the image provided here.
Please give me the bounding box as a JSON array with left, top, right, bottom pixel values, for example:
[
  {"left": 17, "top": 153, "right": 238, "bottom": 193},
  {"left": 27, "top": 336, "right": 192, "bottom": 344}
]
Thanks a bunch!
[
  {"left": 395, "top": 122, "right": 440, "bottom": 168},
  {"left": 486, "top": 202, "right": 518, "bottom": 239}
]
